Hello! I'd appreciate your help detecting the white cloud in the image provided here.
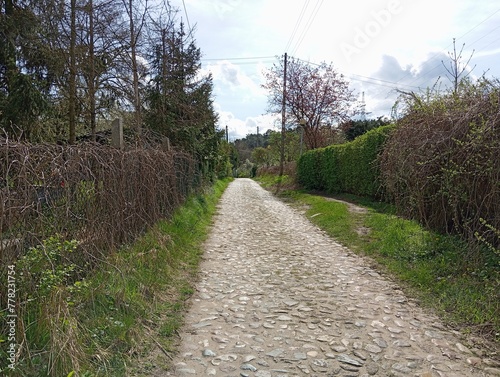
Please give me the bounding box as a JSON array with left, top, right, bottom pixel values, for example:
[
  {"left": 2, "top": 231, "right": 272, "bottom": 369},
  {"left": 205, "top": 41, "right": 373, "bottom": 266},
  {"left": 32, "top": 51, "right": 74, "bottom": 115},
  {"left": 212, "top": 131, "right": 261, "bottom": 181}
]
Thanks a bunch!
[
  {"left": 204, "top": 61, "right": 267, "bottom": 98},
  {"left": 474, "top": 47, "right": 500, "bottom": 59}
]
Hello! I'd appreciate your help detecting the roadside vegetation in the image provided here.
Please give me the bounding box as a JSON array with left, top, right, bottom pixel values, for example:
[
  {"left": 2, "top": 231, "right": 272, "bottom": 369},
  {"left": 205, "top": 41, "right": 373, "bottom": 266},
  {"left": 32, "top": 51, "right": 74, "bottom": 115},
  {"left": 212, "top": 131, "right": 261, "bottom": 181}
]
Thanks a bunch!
[
  {"left": 1, "top": 178, "right": 231, "bottom": 377},
  {"left": 1, "top": 2, "right": 235, "bottom": 375},
  {"left": 263, "top": 76, "right": 499, "bottom": 348},
  {"left": 3, "top": 8, "right": 499, "bottom": 372}
]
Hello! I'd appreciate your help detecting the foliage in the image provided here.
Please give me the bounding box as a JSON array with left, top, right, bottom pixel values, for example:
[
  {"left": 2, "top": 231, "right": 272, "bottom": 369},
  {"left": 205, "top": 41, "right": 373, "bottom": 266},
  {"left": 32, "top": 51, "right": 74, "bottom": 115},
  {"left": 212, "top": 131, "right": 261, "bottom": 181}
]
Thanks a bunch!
[
  {"left": 236, "top": 129, "right": 302, "bottom": 169},
  {"left": 235, "top": 159, "right": 256, "bottom": 178},
  {"left": 0, "top": 0, "right": 220, "bottom": 165},
  {"left": 263, "top": 56, "right": 357, "bottom": 149},
  {"left": 76, "top": 179, "right": 231, "bottom": 376},
  {"left": 0, "top": 140, "right": 201, "bottom": 366},
  {"left": 0, "top": 139, "right": 198, "bottom": 249},
  {"left": 251, "top": 147, "right": 269, "bottom": 166},
  {"left": 297, "top": 124, "right": 395, "bottom": 198},
  {"left": 380, "top": 78, "right": 500, "bottom": 245},
  {"left": 0, "top": 0, "right": 50, "bottom": 139},
  {"left": 2, "top": 236, "right": 86, "bottom": 376},
  {"left": 233, "top": 130, "right": 271, "bottom": 164},
  {"left": 214, "top": 141, "right": 237, "bottom": 179},
  {"left": 339, "top": 116, "right": 391, "bottom": 141},
  {"left": 144, "top": 22, "right": 220, "bottom": 170},
  {"left": 16, "top": 237, "right": 79, "bottom": 299},
  {"left": 0, "top": 179, "right": 230, "bottom": 376}
]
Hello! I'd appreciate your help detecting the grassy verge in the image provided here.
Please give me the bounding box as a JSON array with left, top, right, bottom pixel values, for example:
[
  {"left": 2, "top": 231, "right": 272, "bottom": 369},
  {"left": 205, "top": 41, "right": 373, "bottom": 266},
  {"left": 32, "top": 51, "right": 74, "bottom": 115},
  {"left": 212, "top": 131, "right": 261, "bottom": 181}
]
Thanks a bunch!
[
  {"left": 255, "top": 175, "right": 499, "bottom": 348},
  {"left": 4, "top": 179, "right": 231, "bottom": 377},
  {"left": 80, "top": 178, "right": 232, "bottom": 376}
]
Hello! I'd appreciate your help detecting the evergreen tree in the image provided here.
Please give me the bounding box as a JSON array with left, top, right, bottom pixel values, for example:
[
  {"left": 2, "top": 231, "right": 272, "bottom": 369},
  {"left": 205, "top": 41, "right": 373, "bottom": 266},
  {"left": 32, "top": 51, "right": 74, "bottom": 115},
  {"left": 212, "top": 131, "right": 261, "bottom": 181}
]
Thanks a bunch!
[
  {"left": 0, "top": 0, "right": 50, "bottom": 139},
  {"left": 145, "top": 22, "right": 219, "bottom": 168}
]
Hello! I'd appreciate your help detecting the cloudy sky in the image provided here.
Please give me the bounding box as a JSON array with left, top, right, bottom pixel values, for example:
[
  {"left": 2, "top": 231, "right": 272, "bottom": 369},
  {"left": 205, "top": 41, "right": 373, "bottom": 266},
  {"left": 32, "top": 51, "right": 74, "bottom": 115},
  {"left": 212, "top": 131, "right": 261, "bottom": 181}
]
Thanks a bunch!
[{"left": 173, "top": 0, "right": 500, "bottom": 140}]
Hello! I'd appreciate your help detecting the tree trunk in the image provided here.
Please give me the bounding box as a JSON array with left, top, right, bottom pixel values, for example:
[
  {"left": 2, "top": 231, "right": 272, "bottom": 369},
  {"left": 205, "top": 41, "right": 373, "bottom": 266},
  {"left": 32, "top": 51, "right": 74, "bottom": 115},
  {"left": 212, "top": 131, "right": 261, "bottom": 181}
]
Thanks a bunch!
[
  {"left": 89, "top": 0, "right": 96, "bottom": 142},
  {"left": 69, "top": 0, "right": 77, "bottom": 144},
  {"left": 129, "top": 0, "right": 142, "bottom": 136}
]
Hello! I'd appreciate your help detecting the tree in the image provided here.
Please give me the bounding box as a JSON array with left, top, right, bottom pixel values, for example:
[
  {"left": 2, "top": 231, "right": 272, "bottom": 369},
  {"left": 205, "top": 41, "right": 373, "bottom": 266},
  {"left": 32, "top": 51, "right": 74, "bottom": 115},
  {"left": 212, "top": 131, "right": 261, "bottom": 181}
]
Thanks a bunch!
[
  {"left": 441, "top": 38, "right": 475, "bottom": 93},
  {"left": 251, "top": 147, "right": 269, "bottom": 166},
  {"left": 263, "top": 56, "right": 356, "bottom": 149},
  {"left": 0, "top": 0, "right": 220, "bottom": 152},
  {"left": 267, "top": 129, "right": 299, "bottom": 163},
  {"left": 144, "top": 17, "right": 219, "bottom": 167},
  {"left": 216, "top": 140, "right": 238, "bottom": 178},
  {"left": 122, "top": 0, "right": 149, "bottom": 136},
  {"left": 79, "top": 0, "right": 129, "bottom": 141},
  {"left": 340, "top": 116, "right": 391, "bottom": 141},
  {"left": 68, "top": 0, "right": 77, "bottom": 143},
  {"left": 234, "top": 131, "right": 271, "bottom": 165},
  {"left": 0, "top": 0, "right": 49, "bottom": 139}
]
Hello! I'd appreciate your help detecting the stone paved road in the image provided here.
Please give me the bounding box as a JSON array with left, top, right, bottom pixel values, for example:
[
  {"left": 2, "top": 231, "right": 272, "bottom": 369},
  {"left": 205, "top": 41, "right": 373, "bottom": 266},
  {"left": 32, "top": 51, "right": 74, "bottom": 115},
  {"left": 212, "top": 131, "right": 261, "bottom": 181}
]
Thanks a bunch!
[{"left": 166, "top": 179, "right": 499, "bottom": 377}]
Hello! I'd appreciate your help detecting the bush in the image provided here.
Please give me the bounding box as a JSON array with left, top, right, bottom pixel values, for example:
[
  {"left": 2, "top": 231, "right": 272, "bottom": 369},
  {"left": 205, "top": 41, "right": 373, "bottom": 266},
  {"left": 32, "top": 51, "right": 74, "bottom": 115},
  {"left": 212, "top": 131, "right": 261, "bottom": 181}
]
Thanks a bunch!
[
  {"left": 379, "top": 78, "right": 500, "bottom": 245},
  {"left": 297, "top": 124, "right": 395, "bottom": 198}
]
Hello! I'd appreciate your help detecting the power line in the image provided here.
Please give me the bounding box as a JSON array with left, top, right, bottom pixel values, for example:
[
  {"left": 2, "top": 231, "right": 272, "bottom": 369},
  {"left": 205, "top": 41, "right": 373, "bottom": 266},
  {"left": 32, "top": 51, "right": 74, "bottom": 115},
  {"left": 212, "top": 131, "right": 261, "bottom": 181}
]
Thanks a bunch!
[
  {"left": 293, "top": 57, "right": 421, "bottom": 91},
  {"left": 284, "top": 0, "right": 310, "bottom": 53},
  {"left": 205, "top": 60, "right": 276, "bottom": 67},
  {"left": 403, "top": 21, "right": 500, "bottom": 89},
  {"left": 395, "top": 7, "right": 500, "bottom": 85},
  {"left": 181, "top": 0, "right": 193, "bottom": 39},
  {"left": 349, "top": 73, "right": 422, "bottom": 91},
  {"left": 477, "top": 36, "right": 500, "bottom": 55},
  {"left": 290, "top": 0, "right": 324, "bottom": 56},
  {"left": 202, "top": 53, "right": 426, "bottom": 91},
  {"left": 457, "top": 7, "right": 500, "bottom": 40},
  {"left": 201, "top": 56, "right": 276, "bottom": 62},
  {"left": 200, "top": 56, "right": 277, "bottom": 67},
  {"left": 467, "top": 23, "right": 500, "bottom": 49}
]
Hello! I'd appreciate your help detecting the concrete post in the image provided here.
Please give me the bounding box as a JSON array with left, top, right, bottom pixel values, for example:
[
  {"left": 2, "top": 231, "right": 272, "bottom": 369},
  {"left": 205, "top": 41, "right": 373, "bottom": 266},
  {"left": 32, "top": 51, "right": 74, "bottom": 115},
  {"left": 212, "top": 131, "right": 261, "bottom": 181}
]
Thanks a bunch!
[
  {"left": 111, "top": 118, "right": 124, "bottom": 149},
  {"left": 162, "top": 137, "right": 171, "bottom": 151}
]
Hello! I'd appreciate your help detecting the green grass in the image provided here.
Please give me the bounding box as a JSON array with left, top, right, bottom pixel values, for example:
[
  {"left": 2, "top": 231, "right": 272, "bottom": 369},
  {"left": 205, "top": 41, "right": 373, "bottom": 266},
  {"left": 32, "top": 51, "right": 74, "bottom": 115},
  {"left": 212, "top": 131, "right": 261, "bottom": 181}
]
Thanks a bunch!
[
  {"left": 3, "top": 179, "right": 232, "bottom": 377},
  {"left": 255, "top": 173, "right": 295, "bottom": 191},
  {"left": 268, "top": 186, "right": 499, "bottom": 345},
  {"left": 78, "top": 179, "right": 232, "bottom": 376}
]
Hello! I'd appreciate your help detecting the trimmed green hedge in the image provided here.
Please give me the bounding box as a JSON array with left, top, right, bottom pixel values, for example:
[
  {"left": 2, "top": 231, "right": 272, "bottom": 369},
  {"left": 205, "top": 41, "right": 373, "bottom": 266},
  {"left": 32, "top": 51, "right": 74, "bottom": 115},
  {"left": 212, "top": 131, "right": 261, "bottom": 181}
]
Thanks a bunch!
[{"left": 297, "top": 125, "right": 395, "bottom": 198}]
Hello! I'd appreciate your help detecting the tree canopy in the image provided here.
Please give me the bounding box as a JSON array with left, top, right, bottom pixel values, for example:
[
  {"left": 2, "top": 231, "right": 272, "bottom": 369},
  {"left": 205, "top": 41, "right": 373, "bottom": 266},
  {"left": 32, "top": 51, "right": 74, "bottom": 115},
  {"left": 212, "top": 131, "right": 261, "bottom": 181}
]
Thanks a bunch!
[
  {"left": 0, "top": 0, "right": 220, "bottom": 168},
  {"left": 263, "top": 56, "right": 357, "bottom": 149}
]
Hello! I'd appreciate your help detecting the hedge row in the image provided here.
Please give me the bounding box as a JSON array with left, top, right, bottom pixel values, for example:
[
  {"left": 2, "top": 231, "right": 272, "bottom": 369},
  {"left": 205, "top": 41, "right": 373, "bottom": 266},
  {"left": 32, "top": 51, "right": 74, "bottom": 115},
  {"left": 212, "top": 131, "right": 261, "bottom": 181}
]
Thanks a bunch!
[{"left": 297, "top": 124, "right": 395, "bottom": 198}]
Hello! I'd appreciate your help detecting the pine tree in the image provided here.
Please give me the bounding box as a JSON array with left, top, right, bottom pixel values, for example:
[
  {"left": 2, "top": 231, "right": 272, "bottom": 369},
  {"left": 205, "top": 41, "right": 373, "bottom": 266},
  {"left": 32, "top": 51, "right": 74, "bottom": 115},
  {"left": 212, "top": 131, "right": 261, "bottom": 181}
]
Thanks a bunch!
[
  {"left": 145, "top": 21, "right": 219, "bottom": 166},
  {"left": 0, "top": 0, "right": 49, "bottom": 139}
]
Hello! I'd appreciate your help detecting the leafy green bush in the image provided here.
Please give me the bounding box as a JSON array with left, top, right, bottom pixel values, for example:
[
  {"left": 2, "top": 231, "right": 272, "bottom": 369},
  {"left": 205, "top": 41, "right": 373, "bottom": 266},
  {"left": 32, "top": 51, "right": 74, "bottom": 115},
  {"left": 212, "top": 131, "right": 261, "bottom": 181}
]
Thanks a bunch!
[
  {"left": 10, "top": 236, "right": 85, "bottom": 377},
  {"left": 297, "top": 124, "right": 395, "bottom": 198}
]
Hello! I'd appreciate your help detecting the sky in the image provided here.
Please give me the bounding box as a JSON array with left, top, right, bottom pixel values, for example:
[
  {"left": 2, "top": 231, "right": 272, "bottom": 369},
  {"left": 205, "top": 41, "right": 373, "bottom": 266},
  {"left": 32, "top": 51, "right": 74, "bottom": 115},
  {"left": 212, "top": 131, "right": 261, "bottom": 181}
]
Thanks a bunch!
[{"left": 172, "top": 0, "right": 500, "bottom": 140}]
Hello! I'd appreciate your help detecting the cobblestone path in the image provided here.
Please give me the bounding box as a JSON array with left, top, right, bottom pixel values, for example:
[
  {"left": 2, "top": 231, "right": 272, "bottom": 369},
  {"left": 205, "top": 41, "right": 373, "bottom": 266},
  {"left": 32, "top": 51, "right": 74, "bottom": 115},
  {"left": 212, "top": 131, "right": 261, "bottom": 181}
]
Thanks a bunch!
[{"left": 167, "top": 179, "right": 499, "bottom": 377}]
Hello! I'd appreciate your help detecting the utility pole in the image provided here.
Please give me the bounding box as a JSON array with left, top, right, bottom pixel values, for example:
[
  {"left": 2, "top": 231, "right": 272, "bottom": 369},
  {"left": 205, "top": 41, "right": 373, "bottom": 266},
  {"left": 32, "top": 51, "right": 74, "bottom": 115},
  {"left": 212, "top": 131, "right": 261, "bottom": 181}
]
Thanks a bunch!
[
  {"left": 226, "top": 125, "right": 229, "bottom": 142},
  {"left": 279, "top": 53, "right": 288, "bottom": 178}
]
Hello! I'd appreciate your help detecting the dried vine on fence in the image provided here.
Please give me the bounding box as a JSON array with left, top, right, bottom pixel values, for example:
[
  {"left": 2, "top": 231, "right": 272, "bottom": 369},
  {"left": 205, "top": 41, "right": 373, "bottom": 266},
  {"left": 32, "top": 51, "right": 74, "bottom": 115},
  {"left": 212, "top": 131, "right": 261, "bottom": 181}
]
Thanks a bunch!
[
  {"left": 380, "top": 79, "right": 500, "bottom": 247},
  {"left": 0, "top": 140, "right": 199, "bottom": 288}
]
